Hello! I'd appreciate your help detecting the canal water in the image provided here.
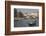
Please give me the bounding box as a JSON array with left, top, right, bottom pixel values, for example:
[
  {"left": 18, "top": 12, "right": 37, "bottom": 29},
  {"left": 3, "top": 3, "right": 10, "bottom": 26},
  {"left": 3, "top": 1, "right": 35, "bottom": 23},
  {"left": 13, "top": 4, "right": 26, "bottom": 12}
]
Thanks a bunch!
[{"left": 14, "top": 18, "right": 39, "bottom": 27}]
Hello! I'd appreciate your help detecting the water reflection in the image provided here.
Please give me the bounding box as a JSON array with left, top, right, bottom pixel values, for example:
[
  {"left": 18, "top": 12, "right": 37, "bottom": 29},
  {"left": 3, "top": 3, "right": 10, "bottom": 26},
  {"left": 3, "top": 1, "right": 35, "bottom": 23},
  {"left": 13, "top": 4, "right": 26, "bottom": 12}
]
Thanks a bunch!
[{"left": 14, "top": 18, "right": 39, "bottom": 27}]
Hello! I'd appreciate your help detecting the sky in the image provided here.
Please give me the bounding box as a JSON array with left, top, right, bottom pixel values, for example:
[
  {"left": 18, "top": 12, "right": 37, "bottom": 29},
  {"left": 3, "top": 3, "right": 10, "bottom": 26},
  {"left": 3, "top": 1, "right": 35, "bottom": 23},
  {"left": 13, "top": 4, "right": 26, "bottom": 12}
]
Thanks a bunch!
[{"left": 14, "top": 8, "right": 39, "bottom": 14}]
